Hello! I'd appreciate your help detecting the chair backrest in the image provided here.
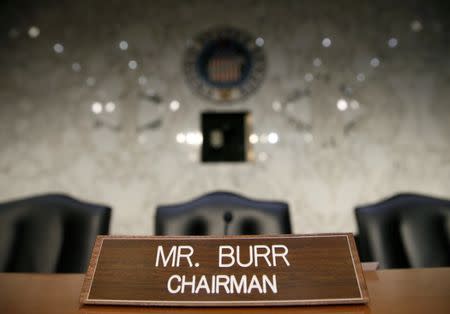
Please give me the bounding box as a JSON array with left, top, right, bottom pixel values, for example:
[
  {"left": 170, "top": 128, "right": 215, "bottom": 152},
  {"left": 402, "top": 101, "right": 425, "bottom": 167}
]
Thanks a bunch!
[
  {"left": 155, "top": 191, "right": 291, "bottom": 236},
  {"left": 355, "top": 193, "right": 450, "bottom": 269},
  {"left": 0, "top": 194, "right": 111, "bottom": 273}
]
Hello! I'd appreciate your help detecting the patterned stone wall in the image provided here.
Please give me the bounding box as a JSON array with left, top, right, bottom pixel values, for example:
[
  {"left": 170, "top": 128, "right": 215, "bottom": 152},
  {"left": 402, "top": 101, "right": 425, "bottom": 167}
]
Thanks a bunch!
[{"left": 0, "top": 0, "right": 449, "bottom": 234}]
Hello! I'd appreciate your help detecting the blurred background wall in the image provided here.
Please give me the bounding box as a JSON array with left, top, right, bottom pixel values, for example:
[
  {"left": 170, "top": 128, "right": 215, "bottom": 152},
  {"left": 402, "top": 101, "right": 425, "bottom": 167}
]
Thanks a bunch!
[{"left": 0, "top": 0, "right": 449, "bottom": 235}]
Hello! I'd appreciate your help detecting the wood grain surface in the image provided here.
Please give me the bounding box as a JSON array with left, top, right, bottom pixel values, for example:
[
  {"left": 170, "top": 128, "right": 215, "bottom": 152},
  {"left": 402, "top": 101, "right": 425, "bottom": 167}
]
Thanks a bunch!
[
  {"left": 1, "top": 268, "right": 450, "bottom": 314},
  {"left": 80, "top": 234, "right": 368, "bottom": 306}
]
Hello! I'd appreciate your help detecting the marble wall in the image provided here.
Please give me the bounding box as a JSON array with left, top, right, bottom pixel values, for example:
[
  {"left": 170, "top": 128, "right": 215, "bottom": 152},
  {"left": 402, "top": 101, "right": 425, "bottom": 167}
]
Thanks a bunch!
[{"left": 0, "top": 0, "right": 449, "bottom": 235}]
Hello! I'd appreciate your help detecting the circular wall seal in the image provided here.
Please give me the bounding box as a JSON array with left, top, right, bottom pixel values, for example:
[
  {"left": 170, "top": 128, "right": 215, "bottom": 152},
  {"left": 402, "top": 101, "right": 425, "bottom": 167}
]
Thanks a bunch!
[{"left": 184, "top": 27, "right": 266, "bottom": 102}]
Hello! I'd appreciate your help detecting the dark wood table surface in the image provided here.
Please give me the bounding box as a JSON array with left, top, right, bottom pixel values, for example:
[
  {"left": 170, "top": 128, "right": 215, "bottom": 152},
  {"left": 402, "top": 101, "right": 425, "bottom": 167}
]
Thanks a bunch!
[{"left": 1, "top": 268, "right": 449, "bottom": 314}]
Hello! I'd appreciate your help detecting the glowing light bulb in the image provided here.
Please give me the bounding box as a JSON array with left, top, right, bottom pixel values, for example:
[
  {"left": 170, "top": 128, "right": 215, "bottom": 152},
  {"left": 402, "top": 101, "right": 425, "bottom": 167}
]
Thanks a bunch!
[
  {"left": 410, "top": 20, "right": 423, "bottom": 32},
  {"left": 72, "top": 63, "right": 81, "bottom": 72},
  {"left": 356, "top": 73, "right": 366, "bottom": 82},
  {"left": 186, "top": 132, "right": 203, "bottom": 145},
  {"left": 28, "top": 26, "right": 40, "bottom": 38},
  {"left": 105, "top": 102, "right": 116, "bottom": 113},
  {"left": 128, "top": 60, "right": 137, "bottom": 70},
  {"left": 337, "top": 98, "right": 348, "bottom": 111},
  {"left": 272, "top": 100, "right": 282, "bottom": 112},
  {"left": 169, "top": 100, "right": 180, "bottom": 111},
  {"left": 313, "top": 58, "right": 322, "bottom": 67},
  {"left": 370, "top": 57, "right": 380, "bottom": 67},
  {"left": 255, "top": 37, "right": 264, "bottom": 47},
  {"left": 53, "top": 43, "right": 64, "bottom": 53},
  {"left": 304, "top": 73, "right": 314, "bottom": 82},
  {"left": 176, "top": 133, "right": 186, "bottom": 143},
  {"left": 249, "top": 134, "right": 259, "bottom": 144},
  {"left": 322, "top": 37, "right": 331, "bottom": 47},
  {"left": 267, "top": 132, "right": 279, "bottom": 144},
  {"left": 119, "top": 40, "right": 128, "bottom": 50},
  {"left": 91, "top": 102, "right": 102, "bottom": 114},
  {"left": 388, "top": 37, "right": 398, "bottom": 48}
]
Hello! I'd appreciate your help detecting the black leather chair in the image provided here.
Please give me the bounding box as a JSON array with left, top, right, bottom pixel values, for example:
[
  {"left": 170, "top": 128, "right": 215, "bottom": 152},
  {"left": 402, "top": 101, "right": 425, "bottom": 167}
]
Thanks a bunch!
[
  {"left": 155, "top": 191, "right": 291, "bottom": 236},
  {"left": 355, "top": 193, "right": 450, "bottom": 269},
  {"left": 0, "top": 194, "right": 111, "bottom": 273}
]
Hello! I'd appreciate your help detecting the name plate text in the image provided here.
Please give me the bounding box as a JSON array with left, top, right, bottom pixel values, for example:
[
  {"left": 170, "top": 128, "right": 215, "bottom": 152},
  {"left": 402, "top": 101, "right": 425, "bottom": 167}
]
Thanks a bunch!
[{"left": 80, "top": 234, "right": 368, "bottom": 307}]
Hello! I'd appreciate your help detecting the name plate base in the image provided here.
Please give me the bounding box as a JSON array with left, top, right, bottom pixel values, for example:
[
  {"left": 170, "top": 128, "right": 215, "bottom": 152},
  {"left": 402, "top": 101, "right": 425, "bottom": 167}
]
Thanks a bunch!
[{"left": 80, "top": 234, "right": 368, "bottom": 307}]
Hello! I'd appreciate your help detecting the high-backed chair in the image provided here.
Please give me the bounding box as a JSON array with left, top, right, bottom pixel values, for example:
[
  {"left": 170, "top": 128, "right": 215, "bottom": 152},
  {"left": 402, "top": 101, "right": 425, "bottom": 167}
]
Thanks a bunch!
[
  {"left": 0, "top": 194, "right": 111, "bottom": 273},
  {"left": 355, "top": 193, "right": 450, "bottom": 269},
  {"left": 155, "top": 191, "right": 291, "bottom": 236}
]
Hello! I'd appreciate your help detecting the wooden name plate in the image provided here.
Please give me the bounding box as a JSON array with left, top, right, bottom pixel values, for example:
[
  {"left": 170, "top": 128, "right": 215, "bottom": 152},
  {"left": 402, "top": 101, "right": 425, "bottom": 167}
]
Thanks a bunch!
[{"left": 80, "top": 234, "right": 368, "bottom": 307}]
